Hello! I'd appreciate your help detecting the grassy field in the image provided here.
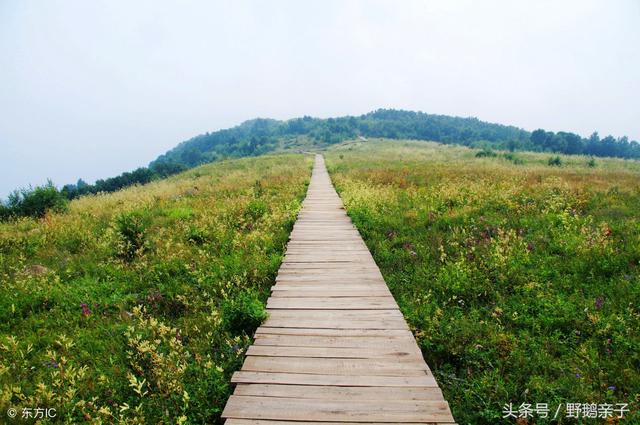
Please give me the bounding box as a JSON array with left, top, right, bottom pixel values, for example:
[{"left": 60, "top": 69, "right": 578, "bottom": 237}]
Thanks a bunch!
[
  {"left": 325, "top": 140, "right": 640, "bottom": 424},
  {"left": 0, "top": 154, "right": 312, "bottom": 424}
]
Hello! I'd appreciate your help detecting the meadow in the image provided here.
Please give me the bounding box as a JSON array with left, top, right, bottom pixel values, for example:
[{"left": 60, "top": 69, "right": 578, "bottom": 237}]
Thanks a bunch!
[
  {"left": 0, "top": 154, "right": 312, "bottom": 424},
  {"left": 325, "top": 140, "right": 640, "bottom": 424}
]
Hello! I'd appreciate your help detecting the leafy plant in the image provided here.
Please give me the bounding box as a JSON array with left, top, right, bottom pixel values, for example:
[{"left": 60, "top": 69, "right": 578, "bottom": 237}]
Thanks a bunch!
[
  {"left": 221, "top": 290, "right": 268, "bottom": 336},
  {"left": 547, "top": 155, "right": 563, "bottom": 166},
  {"left": 475, "top": 148, "right": 497, "bottom": 158},
  {"left": 114, "top": 210, "right": 149, "bottom": 260},
  {"left": 2, "top": 180, "right": 68, "bottom": 219}
]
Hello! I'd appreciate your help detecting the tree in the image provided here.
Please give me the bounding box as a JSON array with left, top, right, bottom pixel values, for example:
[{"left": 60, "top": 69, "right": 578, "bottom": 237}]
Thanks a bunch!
[
  {"left": 530, "top": 129, "right": 547, "bottom": 148},
  {"left": 4, "top": 180, "right": 68, "bottom": 219}
]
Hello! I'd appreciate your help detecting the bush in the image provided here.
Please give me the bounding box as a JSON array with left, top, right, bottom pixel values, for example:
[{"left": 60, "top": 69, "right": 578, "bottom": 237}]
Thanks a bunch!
[
  {"left": 221, "top": 290, "right": 268, "bottom": 335},
  {"left": 587, "top": 158, "right": 597, "bottom": 168},
  {"left": 245, "top": 199, "right": 268, "bottom": 221},
  {"left": 502, "top": 153, "right": 524, "bottom": 165},
  {"left": 0, "top": 204, "right": 9, "bottom": 220},
  {"left": 114, "top": 210, "right": 149, "bottom": 260},
  {"left": 3, "top": 181, "right": 68, "bottom": 219},
  {"left": 475, "top": 149, "right": 497, "bottom": 158},
  {"left": 548, "top": 155, "right": 563, "bottom": 166}
]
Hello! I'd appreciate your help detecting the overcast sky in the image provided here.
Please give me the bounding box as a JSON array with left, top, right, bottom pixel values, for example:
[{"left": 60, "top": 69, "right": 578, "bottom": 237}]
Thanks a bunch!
[{"left": 1, "top": 0, "right": 638, "bottom": 196}]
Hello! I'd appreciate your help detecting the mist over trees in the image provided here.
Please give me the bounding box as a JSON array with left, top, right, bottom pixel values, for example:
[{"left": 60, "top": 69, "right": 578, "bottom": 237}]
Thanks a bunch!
[
  {"left": 0, "top": 180, "right": 68, "bottom": 220},
  {"left": 3, "top": 109, "right": 638, "bottom": 218},
  {"left": 61, "top": 162, "right": 187, "bottom": 199},
  {"left": 152, "top": 109, "right": 640, "bottom": 170}
]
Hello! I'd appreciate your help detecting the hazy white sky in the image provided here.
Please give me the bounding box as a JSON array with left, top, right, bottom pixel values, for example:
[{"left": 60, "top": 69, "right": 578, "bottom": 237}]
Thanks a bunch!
[{"left": 1, "top": 0, "right": 639, "bottom": 195}]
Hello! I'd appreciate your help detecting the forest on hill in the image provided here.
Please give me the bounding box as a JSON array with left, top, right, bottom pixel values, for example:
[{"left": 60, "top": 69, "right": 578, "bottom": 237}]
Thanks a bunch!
[
  {"left": 52, "top": 109, "right": 640, "bottom": 200},
  {"left": 149, "top": 109, "right": 640, "bottom": 169},
  {"left": 2, "top": 109, "right": 639, "bottom": 220}
]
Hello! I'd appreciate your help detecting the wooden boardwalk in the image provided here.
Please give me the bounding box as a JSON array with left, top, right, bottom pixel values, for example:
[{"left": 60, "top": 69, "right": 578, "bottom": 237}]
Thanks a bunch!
[{"left": 222, "top": 155, "right": 456, "bottom": 424}]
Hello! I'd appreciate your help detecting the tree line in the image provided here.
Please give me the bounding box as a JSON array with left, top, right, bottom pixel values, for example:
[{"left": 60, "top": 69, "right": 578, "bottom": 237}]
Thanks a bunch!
[
  {"left": 3, "top": 109, "right": 638, "bottom": 220},
  {"left": 153, "top": 109, "right": 639, "bottom": 170}
]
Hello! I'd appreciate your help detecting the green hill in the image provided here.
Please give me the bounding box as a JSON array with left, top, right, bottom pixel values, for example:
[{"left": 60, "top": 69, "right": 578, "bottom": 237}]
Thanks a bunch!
[{"left": 47, "top": 109, "right": 637, "bottom": 204}]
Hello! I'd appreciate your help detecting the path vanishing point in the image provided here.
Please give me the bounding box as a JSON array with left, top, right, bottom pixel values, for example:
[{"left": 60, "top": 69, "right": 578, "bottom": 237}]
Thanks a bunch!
[{"left": 222, "top": 155, "right": 457, "bottom": 424}]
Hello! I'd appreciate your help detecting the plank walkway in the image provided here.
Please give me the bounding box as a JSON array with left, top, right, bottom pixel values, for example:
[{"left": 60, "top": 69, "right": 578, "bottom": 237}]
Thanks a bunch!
[{"left": 222, "top": 155, "right": 456, "bottom": 424}]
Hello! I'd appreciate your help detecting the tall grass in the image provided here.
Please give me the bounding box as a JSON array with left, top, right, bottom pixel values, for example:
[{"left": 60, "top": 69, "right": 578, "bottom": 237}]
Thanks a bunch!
[
  {"left": 326, "top": 140, "right": 640, "bottom": 424},
  {"left": 0, "top": 154, "right": 312, "bottom": 424}
]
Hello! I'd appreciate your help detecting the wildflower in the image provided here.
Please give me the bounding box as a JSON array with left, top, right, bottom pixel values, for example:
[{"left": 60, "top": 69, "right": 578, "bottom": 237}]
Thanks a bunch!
[
  {"left": 608, "top": 385, "right": 616, "bottom": 391},
  {"left": 44, "top": 358, "right": 59, "bottom": 369},
  {"left": 595, "top": 297, "right": 604, "bottom": 309},
  {"left": 81, "top": 303, "right": 91, "bottom": 317}
]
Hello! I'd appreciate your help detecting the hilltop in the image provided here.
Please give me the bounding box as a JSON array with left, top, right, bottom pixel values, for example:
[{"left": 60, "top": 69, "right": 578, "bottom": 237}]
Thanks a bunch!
[
  {"left": 3, "top": 109, "right": 639, "bottom": 221},
  {"left": 59, "top": 109, "right": 639, "bottom": 200}
]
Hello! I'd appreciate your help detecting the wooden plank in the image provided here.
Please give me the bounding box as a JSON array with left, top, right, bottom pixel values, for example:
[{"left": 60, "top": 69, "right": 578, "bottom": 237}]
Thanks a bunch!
[
  {"left": 263, "top": 316, "right": 408, "bottom": 330},
  {"left": 255, "top": 327, "right": 413, "bottom": 337},
  {"left": 270, "top": 289, "right": 392, "bottom": 297},
  {"left": 222, "top": 395, "right": 453, "bottom": 422},
  {"left": 233, "top": 384, "right": 445, "bottom": 401},
  {"left": 275, "top": 274, "right": 383, "bottom": 279},
  {"left": 225, "top": 420, "right": 457, "bottom": 425},
  {"left": 266, "top": 309, "right": 404, "bottom": 319},
  {"left": 272, "top": 285, "right": 388, "bottom": 291},
  {"left": 230, "top": 371, "right": 440, "bottom": 387},
  {"left": 277, "top": 269, "right": 381, "bottom": 275},
  {"left": 246, "top": 345, "right": 422, "bottom": 359},
  {"left": 242, "top": 356, "right": 428, "bottom": 376},
  {"left": 267, "top": 297, "right": 398, "bottom": 310},
  {"left": 274, "top": 278, "right": 385, "bottom": 284},
  {"left": 254, "top": 334, "right": 417, "bottom": 349}
]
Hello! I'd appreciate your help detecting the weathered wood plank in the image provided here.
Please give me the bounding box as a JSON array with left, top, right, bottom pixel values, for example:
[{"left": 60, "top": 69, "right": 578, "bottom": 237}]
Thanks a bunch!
[
  {"left": 270, "top": 290, "right": 392, "bottom": 298},
  {"left": 246, "top": 345, "right": 422, "bottom": 359},
  {"left": 267, "top": 297, "right": 397, "bottom": 310},
  {"left": 230, "top": 371, "right": 439, "bottom": 387},
  {"left": 254, "top": 334, "right": 418, "bottom": 349},
  {"left": 225, "top": 420, "right": 457, "bottom": 425},
  {"left": 255, "top": 327, "right": 413, "bottom": 337},
  {"left": 233, "top": 384, "right": 445, "bottom": 401},
  {"left": 222, "top": 395, "right": 453, "bottom": 422},
  {"left": 241, "top": 356, "right": 429, "bottom": 376}
]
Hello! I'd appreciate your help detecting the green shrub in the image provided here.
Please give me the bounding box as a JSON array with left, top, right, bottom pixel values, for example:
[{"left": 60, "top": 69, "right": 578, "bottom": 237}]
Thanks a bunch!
[
  {"left": 548, "top": 155, "right": 562, "bottom": 166},
  {"left": 221, "top": 290, "right": 268, "bottom": 335},
  {"left": 501, "top": 153, "right": 523, "bottom": 165},
  {"left": 245, "top": 199, "right": 268, "bottom": 221},
  {"left": 114, "top": 210, "right": 149, "bottom": 260},
  {"left": 475, "top": 149, "right": 497, "bottom": 158},
  {"left": 0, "top": 204, "right": 9, "bottom": 220},
  {"left": 3, "top": 180, "right": 68, "bottom": 219},
  {"left": 252, "top": 180, "right": 264, "bottom": 198},
  {"left": 165, "top": 206, "right": 193, "bottom": 220},
  {"left": 587, "top": 157, "right": 597, "bottom": 168},
  {"left": 185, "top": 225, "right": 208, "bottom": 245}
]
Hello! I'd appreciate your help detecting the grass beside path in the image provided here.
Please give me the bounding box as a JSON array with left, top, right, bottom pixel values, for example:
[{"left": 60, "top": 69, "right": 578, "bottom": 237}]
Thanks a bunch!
[
  {"left": 0, "top": 154, "right": 312, "bottom": 424},
  {"left": 326, "top": 140, "right": 640, "bottom": 424}
]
